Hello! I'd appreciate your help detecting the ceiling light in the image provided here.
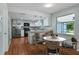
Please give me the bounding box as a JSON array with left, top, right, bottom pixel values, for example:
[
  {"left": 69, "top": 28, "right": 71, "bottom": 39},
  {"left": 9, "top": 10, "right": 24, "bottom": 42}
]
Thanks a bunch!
[{"left": 44, "top": 3, "right": 53, "bottom": 8}]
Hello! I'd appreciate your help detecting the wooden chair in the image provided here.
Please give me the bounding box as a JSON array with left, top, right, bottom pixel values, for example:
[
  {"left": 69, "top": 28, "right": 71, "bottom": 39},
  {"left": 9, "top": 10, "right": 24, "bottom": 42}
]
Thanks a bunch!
[
  {"left": 71, "top": 37, "right": 78, "bottom": 50},
  {"left": 62, "top": 37, "right": 77, "bottom": 50},
  {"left": 45, "top": 41, "right": 59, "bottom": 54},
  {"left": 32, "top": 33, "right": 40, "bottom": 44}
]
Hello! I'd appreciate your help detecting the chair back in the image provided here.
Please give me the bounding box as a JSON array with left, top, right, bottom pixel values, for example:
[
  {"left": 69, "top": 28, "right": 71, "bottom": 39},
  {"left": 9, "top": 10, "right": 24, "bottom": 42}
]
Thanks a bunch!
[
  {"left": 46, "top": 41, "right": 59, "bottom": 49},
  {"left": 71, "top": 37, "right": 77, "bottom": 42},
  {"left": 71, "top": 37, "right": 77, "bottom": 50}
]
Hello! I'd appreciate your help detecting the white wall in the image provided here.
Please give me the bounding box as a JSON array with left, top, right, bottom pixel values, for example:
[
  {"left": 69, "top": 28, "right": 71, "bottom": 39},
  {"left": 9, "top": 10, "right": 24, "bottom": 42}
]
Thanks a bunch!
[
  {"left": 0, "top": 3, "right": 9, "bottom": 54},
  {"left": 52, "top": 4, "right": 79, "bottom": 51}
]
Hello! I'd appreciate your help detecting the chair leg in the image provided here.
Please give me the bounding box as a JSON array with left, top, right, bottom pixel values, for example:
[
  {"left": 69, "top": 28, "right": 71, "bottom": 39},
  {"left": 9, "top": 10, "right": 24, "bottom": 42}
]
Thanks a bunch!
[{"left": 72, "top": 43, "right": 77, "bottom": 50}]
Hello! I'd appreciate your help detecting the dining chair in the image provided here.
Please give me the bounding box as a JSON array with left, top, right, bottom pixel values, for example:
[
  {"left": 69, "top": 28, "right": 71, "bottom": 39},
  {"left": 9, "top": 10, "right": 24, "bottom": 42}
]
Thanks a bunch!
[
  {"left": 45, "top": 41, "right": 59, "bottom": 54},
  {"left": 62, "top": 37, "right": 77, "bottom": 50},
  {"left": 59, "top": 37, "right": 78, "bottom": 55},
  {"left": 32, "top": 33, "right": 40, "bottom": 44},
  {"left": 32, "top": 33, "right": 46, "bottom": 45},
  {"left": 71, "top": 37, "right": 78, "bottom": 50}
]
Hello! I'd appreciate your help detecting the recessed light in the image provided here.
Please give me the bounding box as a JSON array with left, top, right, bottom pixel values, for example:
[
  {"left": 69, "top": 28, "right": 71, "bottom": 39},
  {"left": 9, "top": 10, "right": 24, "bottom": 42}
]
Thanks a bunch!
[{"left": 44, "top": 3, "right": 54, "bottom": 8}]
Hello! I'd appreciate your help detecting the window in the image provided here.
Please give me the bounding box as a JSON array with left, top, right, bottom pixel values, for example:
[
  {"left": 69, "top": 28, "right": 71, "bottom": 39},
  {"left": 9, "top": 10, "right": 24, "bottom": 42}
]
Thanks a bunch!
[
  {"left": 57, "top": 14, "right": 75, "bottom": 35},
  {"left": 35, "top": 19, "right": 48, "bottom": 26},
  {"left": 35, "top": 19, "right": 43, "bottom": 26}
]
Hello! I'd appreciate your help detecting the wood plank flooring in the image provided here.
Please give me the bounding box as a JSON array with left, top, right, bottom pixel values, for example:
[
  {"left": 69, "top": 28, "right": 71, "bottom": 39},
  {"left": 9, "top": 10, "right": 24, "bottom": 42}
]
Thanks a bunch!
[
  {"left": 59, "top": 47, "right": 79, "bottom": 55},
  {"left": 5, "top": 37, "right": 79, "bottom": 55},
  {"left": 5, "top": 37, "right": 47, "bottom": 55}
]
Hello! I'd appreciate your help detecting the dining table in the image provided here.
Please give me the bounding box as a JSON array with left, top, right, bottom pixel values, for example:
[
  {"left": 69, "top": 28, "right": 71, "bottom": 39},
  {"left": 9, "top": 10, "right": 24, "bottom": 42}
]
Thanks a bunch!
[{"left": 43, "top": 36, "right": 66, "bottom": 46}]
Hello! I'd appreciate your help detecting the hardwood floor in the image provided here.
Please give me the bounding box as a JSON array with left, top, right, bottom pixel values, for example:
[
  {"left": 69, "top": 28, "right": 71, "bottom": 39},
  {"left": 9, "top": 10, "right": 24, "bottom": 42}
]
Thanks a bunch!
[
  {"left": 5, "top": 37, "right": 47, "bottom": 55},
  {"left": 5, "top": 37, "right": 79, "bottom": 55},
  {"left": 59, "top": 47, "right": 79, "bottom": 55}
]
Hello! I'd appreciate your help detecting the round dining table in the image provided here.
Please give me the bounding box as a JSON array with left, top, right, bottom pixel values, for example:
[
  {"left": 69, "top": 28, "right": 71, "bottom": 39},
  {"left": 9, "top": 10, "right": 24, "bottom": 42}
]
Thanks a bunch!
[{"left": 43, "top": 36, "right": 66, "bottom": 46}]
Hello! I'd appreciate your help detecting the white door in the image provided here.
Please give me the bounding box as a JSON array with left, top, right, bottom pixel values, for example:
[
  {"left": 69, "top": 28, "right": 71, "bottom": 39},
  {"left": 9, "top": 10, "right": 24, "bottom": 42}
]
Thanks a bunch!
[{"left": 0, "top": 16, "right": 3, "bottom": 54}]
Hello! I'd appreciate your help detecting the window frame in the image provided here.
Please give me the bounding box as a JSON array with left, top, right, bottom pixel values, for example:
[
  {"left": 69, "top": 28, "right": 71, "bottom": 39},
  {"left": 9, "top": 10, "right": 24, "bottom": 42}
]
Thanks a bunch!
[{"left": 56, "top": 13, "right": 75, "bottom": 35}]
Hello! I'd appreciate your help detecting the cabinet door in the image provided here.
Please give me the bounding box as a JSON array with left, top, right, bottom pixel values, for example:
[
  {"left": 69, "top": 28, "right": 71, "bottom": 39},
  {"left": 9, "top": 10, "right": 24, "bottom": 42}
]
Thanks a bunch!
[{"left": 0, "top": 16, "right": 3, "bottom": 54}]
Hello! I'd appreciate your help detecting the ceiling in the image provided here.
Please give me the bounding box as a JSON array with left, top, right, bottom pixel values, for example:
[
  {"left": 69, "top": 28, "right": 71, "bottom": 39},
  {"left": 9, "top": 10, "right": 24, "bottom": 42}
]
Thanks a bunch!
[{"left": 7, "top": 3, "right": 78, "bottom": 14}]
